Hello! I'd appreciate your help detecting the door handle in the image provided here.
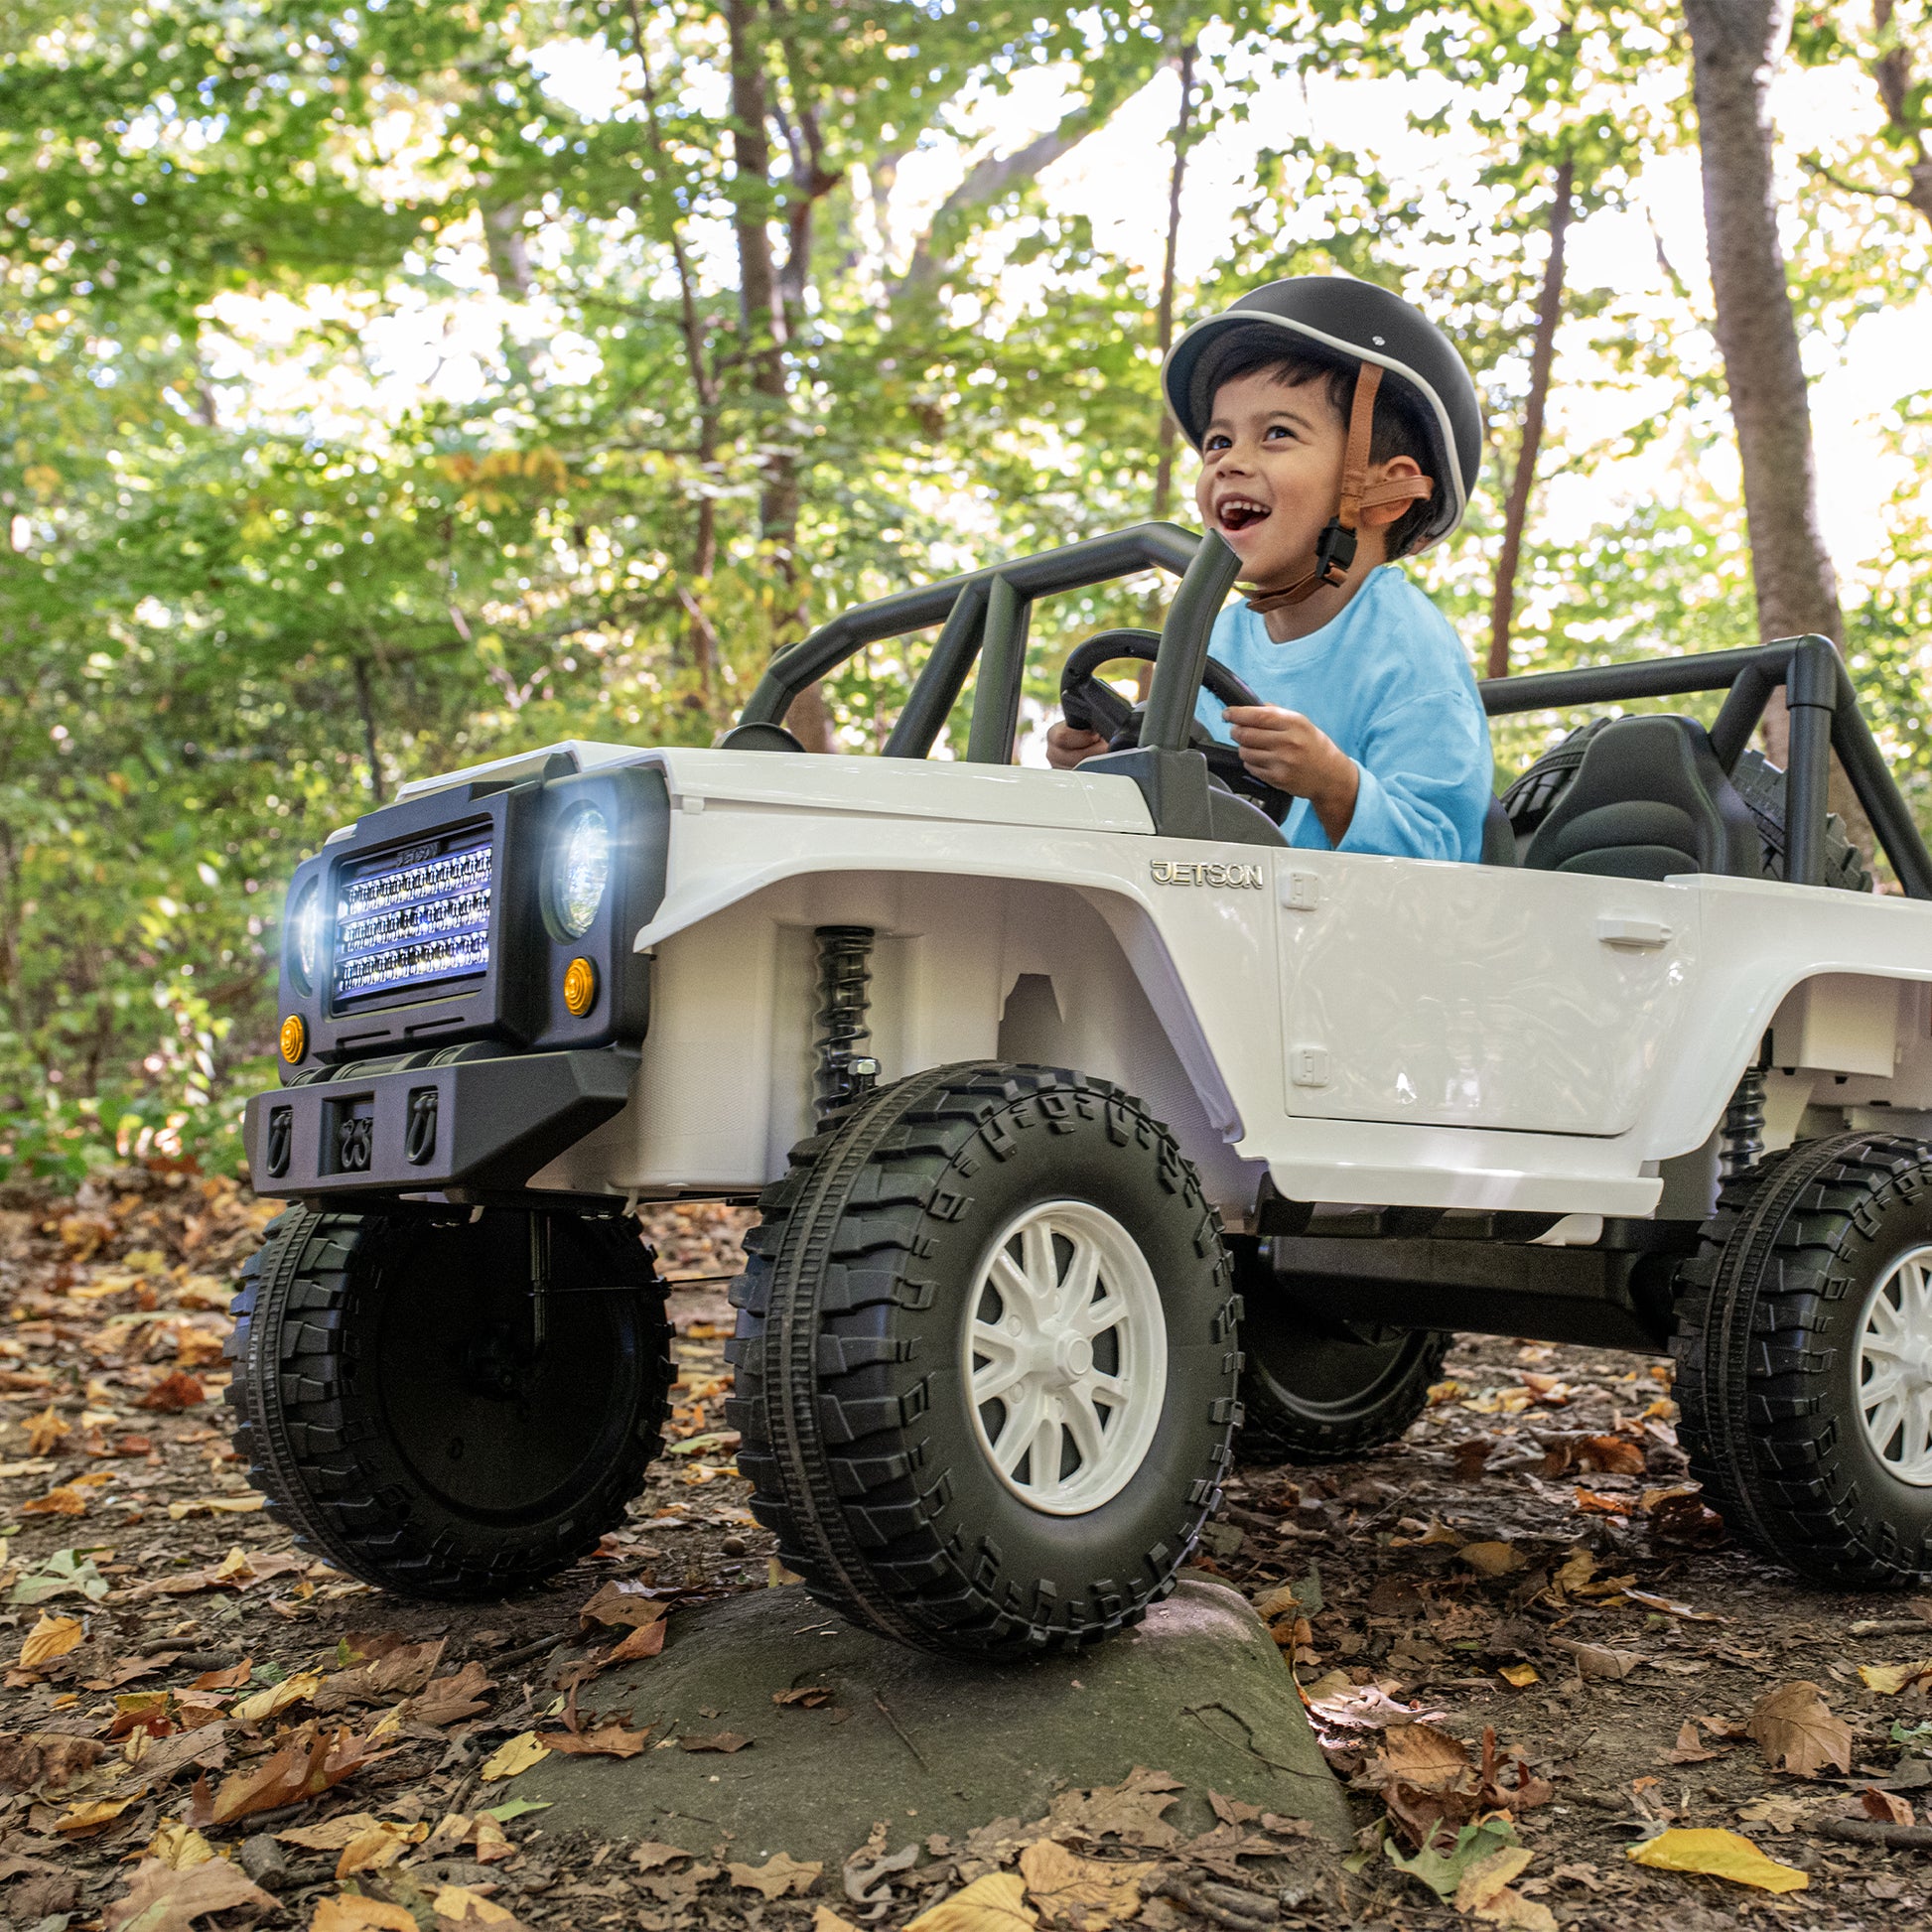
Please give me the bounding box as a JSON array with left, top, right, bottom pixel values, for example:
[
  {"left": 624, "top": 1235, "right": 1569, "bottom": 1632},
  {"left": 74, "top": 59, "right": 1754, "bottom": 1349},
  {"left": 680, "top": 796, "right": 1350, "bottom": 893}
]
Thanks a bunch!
[{"left": 1596, "top": 916, "right": 1673, "bottom": 950}]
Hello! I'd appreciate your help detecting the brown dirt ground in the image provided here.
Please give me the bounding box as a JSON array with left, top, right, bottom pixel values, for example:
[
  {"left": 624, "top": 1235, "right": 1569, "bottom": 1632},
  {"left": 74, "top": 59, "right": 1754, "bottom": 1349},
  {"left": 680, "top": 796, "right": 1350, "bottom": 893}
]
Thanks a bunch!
[{"left": 1, "top": 1169, "right": 1928, "bottom": 1931}]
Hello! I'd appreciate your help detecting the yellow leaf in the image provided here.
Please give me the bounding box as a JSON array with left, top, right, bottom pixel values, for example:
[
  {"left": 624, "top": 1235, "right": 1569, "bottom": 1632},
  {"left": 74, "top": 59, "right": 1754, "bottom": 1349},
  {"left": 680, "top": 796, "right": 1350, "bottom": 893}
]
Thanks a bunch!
[
  {"left": 336, "top": 1821, "right": 415, "bottom": 1880},
  {"left": 19, "top": 1613, "right": 85, "bottom": 1668},
  {"left": 1625, "top": 1829, "right": 1809, "bottom": 1893},
  {"left": 1859, "top": 1660, "right": 1932, "bottom": 1695},
  {"left": 232, "top": 1670, "right": 324, "bottom": 1724},
  {"left": 167, "top": 1494, "right": 267, "bottom": 1519},
  {"left": 480, "top": 1731, "right": 551, "bottom": 1782},
  {"left": 1019, "top": 1838, "right": 1157, "bottom": 1921},
  {"left": 56, "top": 1793, "right": 141, "bottom": 1836},
  {"left": 145, "top": 1823, "right": 218, "bottom": 1868},
  {"left": 814, "top": 1909, "right": 868, "bottom": 1932},
  {"left": 312, "top": 1898, "right": 421, "bottom": 1932},
  {"left": 433, "top": 1885, "right": 516, "bottom": 1922},
  {"left": 906, "top": 1870, "right": 1038, "bottom": 1932},
  {"left": 1499, "top": 1663, "right": 1540, "bottom": 1688}
]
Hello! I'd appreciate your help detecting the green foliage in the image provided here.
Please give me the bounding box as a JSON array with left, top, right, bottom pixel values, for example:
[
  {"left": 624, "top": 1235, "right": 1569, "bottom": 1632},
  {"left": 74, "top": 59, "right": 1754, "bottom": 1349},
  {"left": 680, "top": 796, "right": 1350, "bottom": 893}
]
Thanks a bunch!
[{"left": 1, "top": 0, "right": 1924, "bottom": 1182}]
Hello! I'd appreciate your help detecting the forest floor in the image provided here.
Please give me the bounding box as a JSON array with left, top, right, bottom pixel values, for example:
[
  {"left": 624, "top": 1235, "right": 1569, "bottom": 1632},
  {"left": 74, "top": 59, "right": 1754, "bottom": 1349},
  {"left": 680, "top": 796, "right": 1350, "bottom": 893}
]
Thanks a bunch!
[{"left": 1, "top": 1169, "right": 1930, "bottom": 1932}]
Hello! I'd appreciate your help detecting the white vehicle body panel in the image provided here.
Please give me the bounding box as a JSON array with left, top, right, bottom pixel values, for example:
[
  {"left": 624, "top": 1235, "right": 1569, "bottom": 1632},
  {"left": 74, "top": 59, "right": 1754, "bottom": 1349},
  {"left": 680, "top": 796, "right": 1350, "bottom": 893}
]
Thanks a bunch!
[{"left": 491, "top": 745, "right": 1932, "bottom": 1223}]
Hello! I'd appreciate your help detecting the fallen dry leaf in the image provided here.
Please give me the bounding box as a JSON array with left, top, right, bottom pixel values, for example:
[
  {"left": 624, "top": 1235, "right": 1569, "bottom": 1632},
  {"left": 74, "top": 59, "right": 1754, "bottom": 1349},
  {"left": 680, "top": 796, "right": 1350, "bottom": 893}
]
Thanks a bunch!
[
  {"left": 679, "top": 1729, "right": 751, "bottom": 1753},
  {"left": 0, "top": 1730, "right": 104, "bottom": 1792},
  {"left": 1498, "top": 1664, "right": 1539, "bottom": 1689},
  {"left": 538, "top": 1721, "right": 650, "bottom": 1758},
  {"left": 187, "top": 1720, "right": 393, "bottom": 1826},
  {"left": 630, "top": 1842, "right": 692, "bottom": 1871},
  {"left": 1858, "top": 1659, "right": 1932, "bottom": 1695},
  {"left": 21, "top": 1484, "right": 89, "bottom": 1516},
  {"left": 103, "top": 1855, "right": 277, "bottom": 1931},
  {"left": 773, "top": 1685, "right": 833, "bottom": 1708},
  {"left": 317, "top": 1638, "right": 448, "bottom": 1712},
  {"left": 405, "top": 1660, "right": 496, "bottom": 1727},
  {"left": 1555, "top": 1640, "right": 1646, "bottom": 1681},
  {"left": 906, "top": 1870, "right": 1038, "bottom": 1932},
  {"left": 578, "top": 1579, "right": 673, "bottom": 1631},
  {"left": 1625, "top": 1828, "right": 1808, "bottom": 1893},
  {"left": 17, "top": 1613, "right": 83, "bottom": 1670},
  {"left": 231, "top": 1669, "right": 324, "bottom": 1724},
  {"left": 1667, "top": 1721, "right": 1722, "bottom": 1765},
  {"left": 602, "top": 1617, "right": 670, "bottom": 1664},
  {"left": 312, "top": 1898, "right": 419, "bottom": 1932},
  {"left": 1457, "top": 1542, "right": 1527, "bottom": 1578},
  {"left": 1040, "top": 1765, "right": 1183, "bottom": 1850},
  {"left": 143, "top": 1823, "right": 218, "bottom": 1869},
  {"left": 432, "top": 1883, "right": 524, "bottom": 1925},
  {"left": 479, "top": 1731, "right": 551, "bottom": 1781},
  {"left": 277, "top": 1812, "right": 388, "bottom": 1852},
  {"left": 1018, "top": 1839, "right": 1156, "bottom": 1928},
  {"left": 1455, "top": 1843, "right": 1558, "bottom": 1931},
  {"left": 1861, "top": 1787, "right": 1914, "bottom": 1826},
  {"left": 24, "top": 1406, "right": 70, "bottom": 1456},
  {"left": 730, "top": 1853, "right": 824, "bottom": 1899},
  {"left": 814, "top": 1909, "right": 867, "bottom": 1932},
  {"left": 337, "top": 1819, "right": 425, "bottom": 1879},
  {"left": 1623, "top": 1588, "right": 1726, "bottom": 1623},
  {"left": 166, "top": 1494, "right": 267, "bottom": 1520},
  {"left": 1747, "top": 1682, "right": 1854, "bottom": 1778},
  {"left": 1369, "top": 1723, "right": 1479, "bottom": 1847},
  {"left": 135, "top": 1370, "right": 207, "bottom": 1412},
  {"left": 55, "top": 1793, "right": 144, "bottom": 1836}
]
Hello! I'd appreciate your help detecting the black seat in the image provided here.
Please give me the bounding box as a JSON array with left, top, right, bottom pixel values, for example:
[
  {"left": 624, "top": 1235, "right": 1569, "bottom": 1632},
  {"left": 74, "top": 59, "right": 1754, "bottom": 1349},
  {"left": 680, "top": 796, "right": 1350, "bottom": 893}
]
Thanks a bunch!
[{"left": 1524, "top": 714, "right": 1763, "bottom": 882}]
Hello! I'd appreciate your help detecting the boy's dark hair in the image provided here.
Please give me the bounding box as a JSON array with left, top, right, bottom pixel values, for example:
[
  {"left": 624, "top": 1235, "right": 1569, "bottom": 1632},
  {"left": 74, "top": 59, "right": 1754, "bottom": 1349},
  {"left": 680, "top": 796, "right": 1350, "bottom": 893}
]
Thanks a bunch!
[{"left": 1187, "top": 323, "right": 1437, "bottom": 557}]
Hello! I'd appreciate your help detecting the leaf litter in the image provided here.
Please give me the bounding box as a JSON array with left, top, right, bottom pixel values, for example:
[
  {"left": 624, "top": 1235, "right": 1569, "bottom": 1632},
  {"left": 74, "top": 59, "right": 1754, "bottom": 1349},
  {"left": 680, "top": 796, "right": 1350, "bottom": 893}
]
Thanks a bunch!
[{"left": 1, "top": 1176, "right": 1930, "bottom": 1925}]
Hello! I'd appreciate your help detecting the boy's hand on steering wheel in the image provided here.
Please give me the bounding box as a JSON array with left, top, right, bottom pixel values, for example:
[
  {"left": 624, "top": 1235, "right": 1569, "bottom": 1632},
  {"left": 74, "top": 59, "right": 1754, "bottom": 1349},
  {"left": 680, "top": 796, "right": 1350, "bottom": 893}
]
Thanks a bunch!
[
  {"left": 1221, "top": 704, "right": 1360, "bottom": 844},
  {"left": 1047, "top": 720, "right": 1110, "bottom": 769}
]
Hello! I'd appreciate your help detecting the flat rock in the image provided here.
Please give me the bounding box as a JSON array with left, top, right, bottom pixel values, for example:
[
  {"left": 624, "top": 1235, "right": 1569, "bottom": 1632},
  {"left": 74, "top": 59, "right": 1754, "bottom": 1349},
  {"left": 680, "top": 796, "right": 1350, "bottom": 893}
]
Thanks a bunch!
[{"left": 514, "top": 1577, "right": 1351, "bottom": 1865}]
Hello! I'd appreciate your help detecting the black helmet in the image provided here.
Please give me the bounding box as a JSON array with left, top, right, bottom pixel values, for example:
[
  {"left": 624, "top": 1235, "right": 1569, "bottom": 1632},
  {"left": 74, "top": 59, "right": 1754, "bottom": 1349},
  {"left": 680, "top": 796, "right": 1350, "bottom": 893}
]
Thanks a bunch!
[{"left": 1161, "top": 275, "right": 1483, "bottom": 553}]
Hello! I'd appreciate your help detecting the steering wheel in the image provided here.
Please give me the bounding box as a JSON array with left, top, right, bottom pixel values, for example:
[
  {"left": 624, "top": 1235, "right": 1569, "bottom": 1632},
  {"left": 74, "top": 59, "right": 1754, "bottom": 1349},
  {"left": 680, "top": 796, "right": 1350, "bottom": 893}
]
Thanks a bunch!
[{"left": 1058, "top": 628, "right": 1295, "bottom": 823}]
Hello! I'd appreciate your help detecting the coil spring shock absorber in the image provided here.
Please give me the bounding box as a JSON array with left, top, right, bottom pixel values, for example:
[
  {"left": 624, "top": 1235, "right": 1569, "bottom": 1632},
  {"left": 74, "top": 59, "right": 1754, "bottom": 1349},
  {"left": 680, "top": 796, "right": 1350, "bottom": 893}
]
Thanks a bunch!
[
  {"left": 814, "top": 925, "right": 879, "bottom": 1129},
  {"left": 1720, "top": 1058, "right": 1768, "bottom": 1183}
]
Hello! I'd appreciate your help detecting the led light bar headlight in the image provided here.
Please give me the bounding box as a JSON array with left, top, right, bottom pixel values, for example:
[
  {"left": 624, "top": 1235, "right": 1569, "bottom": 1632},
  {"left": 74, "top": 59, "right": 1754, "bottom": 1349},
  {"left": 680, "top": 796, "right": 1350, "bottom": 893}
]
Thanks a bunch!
[{"left": 334, "top": 834, "right": 494, "bottom": 1003}]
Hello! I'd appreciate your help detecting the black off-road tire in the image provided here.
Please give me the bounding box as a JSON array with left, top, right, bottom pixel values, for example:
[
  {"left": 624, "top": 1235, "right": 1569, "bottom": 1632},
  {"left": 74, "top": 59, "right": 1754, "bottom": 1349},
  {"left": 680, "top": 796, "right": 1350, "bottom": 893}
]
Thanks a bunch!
[
  {"left": 1236, "top": 1282, "right": 1450, "bottom": 1465},
  {"left": 1672, "top": 1133, "right": 1932, "bottom": 1587},
  {"left": 725, "top": 1062, "right": 1242, "bottom": 1658},
  {"left": 227, "top": 1206, "right": 675, "bottom": 1599},
  {"left": 1502, "top": 721, "right": 1869, "bottom": 891}
]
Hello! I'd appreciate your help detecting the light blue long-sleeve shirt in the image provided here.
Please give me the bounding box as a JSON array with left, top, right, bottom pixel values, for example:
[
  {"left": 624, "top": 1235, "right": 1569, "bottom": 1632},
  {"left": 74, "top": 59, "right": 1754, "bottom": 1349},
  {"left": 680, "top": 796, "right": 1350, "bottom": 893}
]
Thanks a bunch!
[{"left": 1193, "top": 566, "right": 1493, "bottom": 862}]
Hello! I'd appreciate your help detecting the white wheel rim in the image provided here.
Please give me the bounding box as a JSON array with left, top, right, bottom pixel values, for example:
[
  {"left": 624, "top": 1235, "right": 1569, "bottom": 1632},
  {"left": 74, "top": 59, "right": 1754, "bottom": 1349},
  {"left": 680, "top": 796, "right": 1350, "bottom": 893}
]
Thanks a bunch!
[
  {"left": 1857, "top": 1244, "right": 1932, "bottom": 1486},
  {"left": 961, "top": 1198, "right": 1167, "bottom": 1517}
]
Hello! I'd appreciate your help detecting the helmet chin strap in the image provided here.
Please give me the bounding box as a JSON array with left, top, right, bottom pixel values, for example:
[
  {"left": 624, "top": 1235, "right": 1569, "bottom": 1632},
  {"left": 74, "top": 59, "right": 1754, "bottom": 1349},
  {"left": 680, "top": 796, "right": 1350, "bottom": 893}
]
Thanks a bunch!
[{"left": 1243, "top": 364, "right": 1436, "bottom": 616}]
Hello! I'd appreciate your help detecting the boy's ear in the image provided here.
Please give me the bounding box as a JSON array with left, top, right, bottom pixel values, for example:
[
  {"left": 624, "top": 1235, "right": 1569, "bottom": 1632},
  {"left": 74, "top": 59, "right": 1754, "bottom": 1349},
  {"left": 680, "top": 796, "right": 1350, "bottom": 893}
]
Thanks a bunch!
[{"left": 1358, "top": 455, "right": 1426, "bottom": 531}]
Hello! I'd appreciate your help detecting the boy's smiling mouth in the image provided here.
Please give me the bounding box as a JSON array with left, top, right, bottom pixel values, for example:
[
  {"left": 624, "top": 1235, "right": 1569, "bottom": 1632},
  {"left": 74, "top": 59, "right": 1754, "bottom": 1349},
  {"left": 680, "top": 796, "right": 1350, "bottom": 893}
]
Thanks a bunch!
[{"left": 1216, "top": 494, "right": 1272, "bottom": 532}]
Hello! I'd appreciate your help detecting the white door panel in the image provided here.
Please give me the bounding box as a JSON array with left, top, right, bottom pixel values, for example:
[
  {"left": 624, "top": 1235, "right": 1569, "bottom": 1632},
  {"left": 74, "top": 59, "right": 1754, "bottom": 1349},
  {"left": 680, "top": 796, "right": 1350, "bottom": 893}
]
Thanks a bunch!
[{"left": 1280, "top": 855, "right": 1696, "bottom": 1135}]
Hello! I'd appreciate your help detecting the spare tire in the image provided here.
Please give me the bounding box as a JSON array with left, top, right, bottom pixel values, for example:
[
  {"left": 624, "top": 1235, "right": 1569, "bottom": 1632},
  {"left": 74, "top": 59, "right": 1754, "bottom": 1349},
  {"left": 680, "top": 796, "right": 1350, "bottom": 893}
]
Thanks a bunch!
[{"left": 1501, "top": 719, "right": 1870, "bottom": 893}]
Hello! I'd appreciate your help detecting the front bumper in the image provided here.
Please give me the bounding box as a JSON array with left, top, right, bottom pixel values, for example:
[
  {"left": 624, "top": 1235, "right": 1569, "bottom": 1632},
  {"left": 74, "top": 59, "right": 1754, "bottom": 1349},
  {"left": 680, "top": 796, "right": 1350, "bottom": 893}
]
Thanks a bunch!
[{"left": 244, "top": 1046, "right": 636, "bottom": 1201}]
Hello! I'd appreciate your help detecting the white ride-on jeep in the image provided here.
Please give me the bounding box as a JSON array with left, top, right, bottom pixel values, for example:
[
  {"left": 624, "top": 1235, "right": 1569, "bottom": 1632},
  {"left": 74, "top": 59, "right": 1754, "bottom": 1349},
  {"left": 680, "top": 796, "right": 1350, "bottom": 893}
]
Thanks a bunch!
[{"left": 232, "top": 523, "right": 1932, "bottom": 1656}]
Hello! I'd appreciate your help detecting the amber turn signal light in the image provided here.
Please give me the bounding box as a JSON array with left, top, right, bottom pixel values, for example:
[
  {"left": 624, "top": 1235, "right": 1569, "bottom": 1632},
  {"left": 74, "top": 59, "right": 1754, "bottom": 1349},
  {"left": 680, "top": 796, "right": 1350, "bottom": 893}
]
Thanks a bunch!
[
  {"left": 279, "top": 1015, "right": 307, "bottom": 1063},
  {"left": 563, "top": 956, "right": 599, "bottom": 1017}
]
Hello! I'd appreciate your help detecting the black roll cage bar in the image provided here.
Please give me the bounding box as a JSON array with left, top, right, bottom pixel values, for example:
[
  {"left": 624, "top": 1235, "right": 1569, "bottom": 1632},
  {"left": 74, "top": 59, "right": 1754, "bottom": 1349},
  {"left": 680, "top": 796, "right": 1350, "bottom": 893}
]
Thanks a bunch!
[{"left": 730, "top": 521, "right": 1932, "bottom": 899}]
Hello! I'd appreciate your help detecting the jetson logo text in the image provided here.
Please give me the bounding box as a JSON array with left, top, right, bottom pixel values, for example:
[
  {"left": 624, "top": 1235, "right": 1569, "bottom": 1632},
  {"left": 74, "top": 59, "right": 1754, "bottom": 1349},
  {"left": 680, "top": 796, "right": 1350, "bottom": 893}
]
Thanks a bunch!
[{"left": 1150, "top": 861, "right": 1266, "bottom": 889}]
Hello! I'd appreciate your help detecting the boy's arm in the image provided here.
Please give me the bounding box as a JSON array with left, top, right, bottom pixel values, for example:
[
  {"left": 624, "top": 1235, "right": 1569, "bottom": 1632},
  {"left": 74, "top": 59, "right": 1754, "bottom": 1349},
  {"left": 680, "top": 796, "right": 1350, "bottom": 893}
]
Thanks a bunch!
[{"left": 1332, "top": 688, "right": 1490, "bottom": 862}]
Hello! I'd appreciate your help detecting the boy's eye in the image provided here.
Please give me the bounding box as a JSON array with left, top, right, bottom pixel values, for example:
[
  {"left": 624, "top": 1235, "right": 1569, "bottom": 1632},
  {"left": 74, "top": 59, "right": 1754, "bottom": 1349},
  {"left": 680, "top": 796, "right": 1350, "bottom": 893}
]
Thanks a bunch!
[
  {"left": 1263, "top": 423, "right": 1294, "bottom": 441},
  {"left": 1204, "top": 433, "right": 1230, "bottom": 452}
]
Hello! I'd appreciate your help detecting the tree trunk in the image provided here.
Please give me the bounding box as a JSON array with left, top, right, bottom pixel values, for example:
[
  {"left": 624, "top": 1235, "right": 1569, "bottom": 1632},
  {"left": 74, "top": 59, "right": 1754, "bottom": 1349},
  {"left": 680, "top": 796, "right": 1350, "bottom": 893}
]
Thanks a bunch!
[
  {"left": 1151, "top": 44, "right": 1196, "bottom": 524},
  {"left": 1487, "top": 158, "right": 1574, "bottom": 681},
  {"left": 631, "top": 0, "right": 718, "bottom": 712},
  {"left": 1872, "top": 0, "right": 1932, "bottom": 226},
  {"left": 726, "top": 0, "right": 832, "bottom": 751},
  {"left": 1685, "top": 0, "right": 1873, "bottom": 857}
]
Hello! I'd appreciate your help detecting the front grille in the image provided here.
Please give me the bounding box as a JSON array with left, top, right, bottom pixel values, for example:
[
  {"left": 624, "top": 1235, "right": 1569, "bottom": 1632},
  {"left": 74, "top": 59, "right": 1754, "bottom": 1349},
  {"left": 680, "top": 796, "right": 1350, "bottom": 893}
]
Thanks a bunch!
[{"left": 334, "top": 831, "right": 493, "bottom": 1004}]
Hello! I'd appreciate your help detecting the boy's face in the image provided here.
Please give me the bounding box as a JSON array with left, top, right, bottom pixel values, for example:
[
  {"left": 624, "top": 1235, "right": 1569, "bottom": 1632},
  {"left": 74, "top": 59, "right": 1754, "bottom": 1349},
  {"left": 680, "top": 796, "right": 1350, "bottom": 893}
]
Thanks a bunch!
[{"left": 1193, "top": 367, "right": 1350, "bottom": 582}]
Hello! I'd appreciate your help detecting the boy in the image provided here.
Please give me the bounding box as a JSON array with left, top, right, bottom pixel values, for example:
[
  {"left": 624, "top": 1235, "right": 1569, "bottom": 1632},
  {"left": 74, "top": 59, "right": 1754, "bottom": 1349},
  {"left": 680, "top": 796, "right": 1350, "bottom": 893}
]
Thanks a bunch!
[{"left": 1047, "top": 276, "right": 1493, "bottom": 862}]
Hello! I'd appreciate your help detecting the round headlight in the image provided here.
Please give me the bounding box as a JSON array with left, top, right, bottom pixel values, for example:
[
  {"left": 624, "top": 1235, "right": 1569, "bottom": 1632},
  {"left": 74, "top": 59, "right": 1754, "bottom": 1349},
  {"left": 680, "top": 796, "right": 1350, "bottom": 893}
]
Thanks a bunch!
[
  {"left": 288, "top": 879, "right": 323, "bottom": 993},
  {"left": 552, "top": 806, "right": 611, "bottom": 939}
]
